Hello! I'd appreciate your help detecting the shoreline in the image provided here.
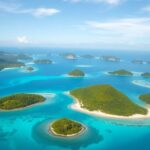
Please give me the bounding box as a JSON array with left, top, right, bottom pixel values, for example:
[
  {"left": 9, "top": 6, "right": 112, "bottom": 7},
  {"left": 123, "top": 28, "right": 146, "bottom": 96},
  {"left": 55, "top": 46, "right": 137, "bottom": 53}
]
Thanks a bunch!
[
  {"left": 65, "top": 92, "right": 150, "bottom": 120},
  {"left": 105, "top": 71, "right": 143, "bottom": 77},
  {"left": 132, "top": 80, "right": 150, "bottom": 89},
  {"left": 49, "top": 121, "right": 86, "bottom": 138},
  {"left": 20, "top": 67, "right": 38, "bottom": 73},
  {"left": 75, "top": 65, "right": 93, "bottom": 68},
  {"left": 0, "top": 92, "right": 55, "bottom": 112},
  {"left": 1, "top": 67, "right": 21, "bottom": 71},
  {"left": 63, "top": 74, "right": 89, "bottom": 78}
]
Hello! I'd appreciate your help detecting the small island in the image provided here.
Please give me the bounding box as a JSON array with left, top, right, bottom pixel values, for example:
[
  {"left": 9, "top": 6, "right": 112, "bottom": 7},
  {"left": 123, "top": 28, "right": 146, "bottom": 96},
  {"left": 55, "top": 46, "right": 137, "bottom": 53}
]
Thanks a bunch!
[
  {"left": 108, "top": 69, "right": 133, "bottom": 76},
  {"left": 64, "top": 53, "right": 77, "bottom": 59},
  {"left": 50, "top": 118, "right": 85, "bottom": 137},
  {"left": 139, "top": 93, "right": 150, "bottom": 104},
  {"left": 132, "top": 60, "right": 144, "bottom": 64},
  {"left": 68, "top": 69, "right": 85, "bottom": 77},
  {"left": 101, "top": 56, "right": 120, "bottom": 62},
  {"left": 25, "top": 67, "right": 34, "bottom": 72},
  {"left": 34, "top": 59, "right": 52, "bottom": 64},
  {"left": 141, "top": 72, "right": 150, "bottom": 77},
  {"left": 70, "top": 84, "right": 147, "bottom": 117},
  {"left": 0, "top": 93, "right": 45, "bottom": 110}
]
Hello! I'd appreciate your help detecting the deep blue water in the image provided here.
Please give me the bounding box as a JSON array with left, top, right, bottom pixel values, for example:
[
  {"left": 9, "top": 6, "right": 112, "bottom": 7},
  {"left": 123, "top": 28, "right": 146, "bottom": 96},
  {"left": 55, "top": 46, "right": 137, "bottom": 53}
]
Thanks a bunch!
[{"left": 0, "top": 48, "right": 150, "bottom": 150}]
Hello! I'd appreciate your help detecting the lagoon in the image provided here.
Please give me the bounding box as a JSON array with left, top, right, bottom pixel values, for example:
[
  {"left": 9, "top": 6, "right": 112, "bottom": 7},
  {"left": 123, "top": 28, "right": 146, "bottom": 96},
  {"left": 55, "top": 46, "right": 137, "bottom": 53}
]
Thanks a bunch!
[{"left": 0, "top": 48, "right": 150, "bottom": 150}]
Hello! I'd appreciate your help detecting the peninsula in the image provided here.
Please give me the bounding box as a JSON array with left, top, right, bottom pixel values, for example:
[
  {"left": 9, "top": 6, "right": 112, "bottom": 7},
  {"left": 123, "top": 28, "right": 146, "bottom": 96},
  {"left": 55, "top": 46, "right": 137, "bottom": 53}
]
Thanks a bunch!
[
  {"left": 0, "top": 51, "right": 25, "bottom": 71},
  {"left": 70, "top": 84, "right": 147, "bottom": 117},
  {"left": 0, "top": 93, "right": 45, "bottom": 110},
  {"left": 50, "top": 118, "right": 85, "bottom": 137}
]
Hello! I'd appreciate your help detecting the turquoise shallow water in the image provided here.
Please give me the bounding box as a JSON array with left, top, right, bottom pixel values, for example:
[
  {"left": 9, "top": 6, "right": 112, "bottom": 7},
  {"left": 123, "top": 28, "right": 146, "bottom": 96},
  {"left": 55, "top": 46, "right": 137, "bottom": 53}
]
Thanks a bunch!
[{"left": 0, "top": 49, "right": 150, "bottom": 150}]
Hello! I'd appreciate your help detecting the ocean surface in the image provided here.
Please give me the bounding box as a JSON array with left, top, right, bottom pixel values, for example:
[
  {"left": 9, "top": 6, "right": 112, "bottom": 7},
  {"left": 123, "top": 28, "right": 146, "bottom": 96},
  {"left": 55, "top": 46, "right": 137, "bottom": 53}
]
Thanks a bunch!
[{"left": 0, "top": 48, "right": 150, "bottom": 150}]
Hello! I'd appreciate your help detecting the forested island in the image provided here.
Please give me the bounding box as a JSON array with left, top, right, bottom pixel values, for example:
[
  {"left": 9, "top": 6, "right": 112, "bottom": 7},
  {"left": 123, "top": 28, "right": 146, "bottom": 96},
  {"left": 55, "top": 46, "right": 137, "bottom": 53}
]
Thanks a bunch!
[
  {"left": 0, "top": 94, "right": 45, "bottom": 110},
  {"left": 141, "top": 72, "right": 150, "bottom": 77},
  {"left": 109, "top": 69, "right": 133, "bottom": 76},
  {"left": 70, "top": 84, "right": 147, "bottom": 116},
  {"left": 63, "top": 53, "right": 77, "bottom": 59},
  {"left": 132, "top": 60, "right": 144, "bottom": 64},
  {"left": 34, "top": 59, "right": 52, "bottom": 64},
  {"left": 25, "top": 67, "right": 34, "bottom": 72},
  {"left": 139, "top": 93, "right": 150, "bottom": 104},
  {"left": 50, "top": 118, "right": 84, "bottom": 137},
  {"left": 101, "top": 56, "right": 120, "bottom": 62},
  {"left": 68, "top": 69, "right": 85, "bottom": 77}
]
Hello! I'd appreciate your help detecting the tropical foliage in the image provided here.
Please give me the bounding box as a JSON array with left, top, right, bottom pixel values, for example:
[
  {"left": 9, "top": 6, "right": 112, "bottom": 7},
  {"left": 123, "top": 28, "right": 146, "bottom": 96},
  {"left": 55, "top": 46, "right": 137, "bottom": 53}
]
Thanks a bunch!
[
  {"left": 139, "top": 93, "right": 150, "bottom": 104},
  {"left": 0, "top": 94, "right": 45, "bottom": 110},
  {"left": 68, "top": 69, "right": 85, "bottom": 77},
  {"left": 109, "top": 69, "right": 133, "bottom": 76},
  {"left": 70, "top": 84, "right": 147, "bottom": 116},
  {"left": 141, "top": 72, "right": 150, "bottom": 77},
  {"left": 51, "top": 118, "right": 82, "bottom": 135}
]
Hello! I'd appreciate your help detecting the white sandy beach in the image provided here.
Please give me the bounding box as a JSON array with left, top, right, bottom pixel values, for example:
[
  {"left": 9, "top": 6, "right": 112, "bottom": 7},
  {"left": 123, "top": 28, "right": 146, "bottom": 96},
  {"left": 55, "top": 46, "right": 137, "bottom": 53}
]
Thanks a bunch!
[
  {"left": 65, "top": 92, "right": 150, "bottom": 120},
  {"left": 62, "top": 74, "right": 89, "bottom": 78},
  {"left": 49, "top": 123, "right": 86, "bottom": 137},
  {"left": 132, "top": 80, "right": 150, "bottom": 89},
  {"left": 2, "top": 67, "right": 20, "bottom": 71}
]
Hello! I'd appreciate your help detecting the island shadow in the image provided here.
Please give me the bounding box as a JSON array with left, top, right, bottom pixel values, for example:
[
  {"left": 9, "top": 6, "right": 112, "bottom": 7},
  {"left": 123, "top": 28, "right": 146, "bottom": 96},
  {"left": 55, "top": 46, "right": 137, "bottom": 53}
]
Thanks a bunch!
[{"left": 32, "top": 119, "right": 103, "bottom": 150}]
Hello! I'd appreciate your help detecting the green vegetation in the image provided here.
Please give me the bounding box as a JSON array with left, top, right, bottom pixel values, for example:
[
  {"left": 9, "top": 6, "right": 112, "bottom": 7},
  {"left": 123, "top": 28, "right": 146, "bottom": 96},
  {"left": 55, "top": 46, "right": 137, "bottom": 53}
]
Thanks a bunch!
[
  {"left": 0, "top": 94, "right": 45, "bottom": 110},
  {"left": 17, "top": 53, "right": 32, "bottom": 60},
  {"left": 70, "top": 84, "right": 147, "bottom": 116},
  {"left": 68, "top": 69, "right": 85, "bottom": 77},
  {"left": 0, "top": 51, "right": 25, "bottom": 71},
  {"left": 34, "top": 59, "right": 52, "bottom": 64},
  {"left": 139, "top": 93, "right": 150, "bottom": 104},
  {"left": 109, "top": 69, "right": 133, "bottom": 76},
  {"left": 0, "top": 63, "right": 24, "bottom": 71},
  {"left": 51, "top": 118, "right": 83, "bottom": 136},
  {"left": 141, "top": 72, "right": 150, "bottom": 77},
  {"left": 26, "top": 67, "right": 34, "bottom": 72}
]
